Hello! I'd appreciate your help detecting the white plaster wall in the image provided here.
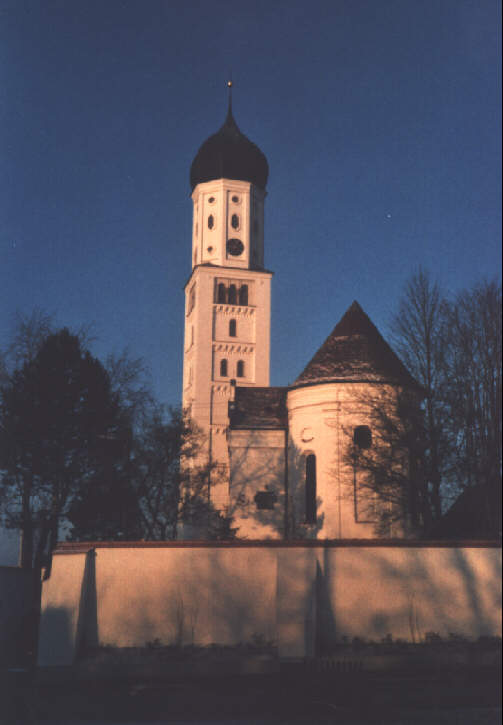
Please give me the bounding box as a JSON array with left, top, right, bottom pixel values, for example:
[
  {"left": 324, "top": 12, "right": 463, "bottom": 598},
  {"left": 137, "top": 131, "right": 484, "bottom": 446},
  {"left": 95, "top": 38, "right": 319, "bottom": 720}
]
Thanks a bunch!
[
  {"left": 38, "top": 544, "right": 501, "bottom": 666},
  {"left": 191, "top": 180, "right": 265, "bottom": 270},
  {"left": 320, "top": 546, "right": 502, "bottom": 644},
  {"left": 214, "top": 307, "right": 255, "bottom": 345},
  {"left": 38, "top": 552, "right": 88, "bottom": 666},
  {"left": 287, "top": 383, "right": 406, "bottom": 539},
  {"left": 228, "top": 429, "right": 286, "bottom": 538},
  {"left": 182, "top": 264, "right": 272, "bottom": 505},
  {"left": 276, "top": 547, "right": 317, "bottom": 658},
  {"left": 93, "top": 547, "right": 277, "bottom": 647}
]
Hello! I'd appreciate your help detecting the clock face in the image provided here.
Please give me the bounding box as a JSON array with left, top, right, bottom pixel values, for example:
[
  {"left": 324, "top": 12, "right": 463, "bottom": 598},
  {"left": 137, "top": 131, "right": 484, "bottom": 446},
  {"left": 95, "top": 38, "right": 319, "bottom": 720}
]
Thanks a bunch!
[{"left": 226, "top": 238, "right": 244, "bottom": 256}]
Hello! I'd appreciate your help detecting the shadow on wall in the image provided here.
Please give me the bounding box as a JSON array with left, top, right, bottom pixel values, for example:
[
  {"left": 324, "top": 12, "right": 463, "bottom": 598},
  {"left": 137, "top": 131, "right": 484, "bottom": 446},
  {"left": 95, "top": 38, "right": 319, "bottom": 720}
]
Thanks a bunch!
[
  {"left": 228, "top": 433, "right": 324, "bottom": 539},
  {"left": 39, "top": 541, "right": 501, "bottom": 664},
  {"left": 316, "top": 544, "right": 502, "bottom": 650},
  {"left": 37, "top": 605, "right": 73, "bottom": 666},
  {"left": 38, "top": 548, "right": 98, "bottom": 666},
  {"left": 76, "top": 549, "right": 98, "bottom": 654}
]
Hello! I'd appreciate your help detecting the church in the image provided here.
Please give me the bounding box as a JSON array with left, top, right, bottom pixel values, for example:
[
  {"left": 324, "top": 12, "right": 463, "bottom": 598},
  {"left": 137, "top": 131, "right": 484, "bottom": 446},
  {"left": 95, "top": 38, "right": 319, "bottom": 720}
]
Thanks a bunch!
[
  {"left": 182, "top": 90, "right": 419, "bottom": 541},
  {"left": 32, "top": 93, "right": 501, "bottom": 668}
]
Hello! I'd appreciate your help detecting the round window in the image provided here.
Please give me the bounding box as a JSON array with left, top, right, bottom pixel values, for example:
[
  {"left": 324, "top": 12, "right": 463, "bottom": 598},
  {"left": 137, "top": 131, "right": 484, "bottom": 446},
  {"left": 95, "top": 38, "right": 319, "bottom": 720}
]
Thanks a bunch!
[
  {"left": 231, "top": 195, "right": 239, "bottom": 203},
  {"left": 208, "top": 196, "right": 215, "bottom": 204}
]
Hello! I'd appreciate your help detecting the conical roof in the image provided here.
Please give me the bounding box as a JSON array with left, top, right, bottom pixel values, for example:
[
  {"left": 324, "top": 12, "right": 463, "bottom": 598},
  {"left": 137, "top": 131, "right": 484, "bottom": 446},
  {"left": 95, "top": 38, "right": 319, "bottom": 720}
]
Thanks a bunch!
[
  {"left": 190, "top": 106, "right": 268, "bottom": 191},
  {"left": 294, "top": 301, "right": 418, "bottom": 387}
]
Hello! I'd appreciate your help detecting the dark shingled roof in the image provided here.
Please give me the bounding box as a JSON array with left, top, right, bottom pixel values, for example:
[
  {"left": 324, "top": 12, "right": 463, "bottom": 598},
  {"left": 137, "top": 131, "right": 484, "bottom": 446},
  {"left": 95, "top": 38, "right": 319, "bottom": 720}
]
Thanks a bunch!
[
  {"left": 294, "top": 301, "right": 418, "bottom": 387},
  {"left": 229, "top": 387, "right": 287, "bottom": 429},
  {"left": 190, "top": 107, "right": 269, "bottom": 191}
]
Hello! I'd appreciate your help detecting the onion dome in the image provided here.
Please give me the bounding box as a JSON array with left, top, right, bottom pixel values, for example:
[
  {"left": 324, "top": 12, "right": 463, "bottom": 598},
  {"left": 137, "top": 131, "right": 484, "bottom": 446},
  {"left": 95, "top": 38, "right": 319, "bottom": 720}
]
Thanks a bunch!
[{"left": 190, "top": 103, "right": 268, "bottom": 191}]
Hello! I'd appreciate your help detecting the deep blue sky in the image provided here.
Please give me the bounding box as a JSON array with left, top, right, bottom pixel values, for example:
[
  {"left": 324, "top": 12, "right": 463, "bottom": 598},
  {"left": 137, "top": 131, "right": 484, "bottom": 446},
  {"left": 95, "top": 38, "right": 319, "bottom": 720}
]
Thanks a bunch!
[{"left": 1, "top": 0, "right": 501, "bottom": 406}]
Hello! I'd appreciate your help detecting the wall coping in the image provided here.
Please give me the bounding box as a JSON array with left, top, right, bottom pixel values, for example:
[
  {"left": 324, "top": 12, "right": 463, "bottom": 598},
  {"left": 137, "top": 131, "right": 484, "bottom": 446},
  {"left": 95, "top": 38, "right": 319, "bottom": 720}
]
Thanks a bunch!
[{"left": 53, "top": 539, "right": 502, "bottom": 554}]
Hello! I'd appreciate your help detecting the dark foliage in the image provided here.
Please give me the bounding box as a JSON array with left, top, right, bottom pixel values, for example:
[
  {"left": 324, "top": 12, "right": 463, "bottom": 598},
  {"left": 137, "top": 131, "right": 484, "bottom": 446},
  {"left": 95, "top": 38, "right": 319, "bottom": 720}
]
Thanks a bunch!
[{"left": 0, "top": 329, "right": 122, "bottom": 567}]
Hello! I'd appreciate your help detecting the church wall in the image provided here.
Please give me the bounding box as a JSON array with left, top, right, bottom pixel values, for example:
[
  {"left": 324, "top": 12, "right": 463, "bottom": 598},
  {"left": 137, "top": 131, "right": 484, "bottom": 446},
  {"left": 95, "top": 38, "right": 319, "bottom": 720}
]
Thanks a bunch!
[
  {"left": 38, "top": 542, "right": 501, "bottom": 666},
  {"left": 228, "top": 429, "right": 286, "bottom": 538},
  {"left": 183, "top": 264, "right": 272, "bottom": 482},
  {"left": 287, "top": 382, "right": 407, "bottom": 539}
]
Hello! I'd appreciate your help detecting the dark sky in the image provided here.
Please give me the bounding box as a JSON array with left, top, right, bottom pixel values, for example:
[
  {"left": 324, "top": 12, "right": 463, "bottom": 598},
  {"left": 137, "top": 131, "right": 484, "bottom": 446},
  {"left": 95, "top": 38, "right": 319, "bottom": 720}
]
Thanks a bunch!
[{"left": 1, "top": 0, "right": 501, "bottom": 407}]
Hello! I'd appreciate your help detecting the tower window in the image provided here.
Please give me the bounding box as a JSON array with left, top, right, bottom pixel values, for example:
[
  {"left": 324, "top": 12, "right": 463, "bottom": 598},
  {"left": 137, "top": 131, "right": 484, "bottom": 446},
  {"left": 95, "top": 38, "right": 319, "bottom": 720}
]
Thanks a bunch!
[
  {"left": 236, "top": 360, "right": 245, "bottom": 378},
  {"left": 354, "top": 425, "right": 372, "bottom": 450},
  {"left": 220, "top": 359, "right": 228, "bottom": 377},
  {"left": 231, "top": 214, "right": 239, "bottom": 230},
  {"left": 305, "top": 454, "right": 317, "bottom": 524},
  {"left": 239, "top": 284, "right": 248, "bottom": 306},
  {"left": 208, "top": 215, "right": 214, "bottom": 230},
  {"left": 208, "top": 196, "right": 215, "bottom": 204},
  {"left": 231, "top": 195, "right": 239, "bottom": 203},
  {"left": 217, "top": 283, "right": 226, "bottom": 304},
  {"left": 229, "top": 319, "right": 237, "bottom": 337},
  {"left": 228, "top": 284, "right": 237, "bottom": 304}
]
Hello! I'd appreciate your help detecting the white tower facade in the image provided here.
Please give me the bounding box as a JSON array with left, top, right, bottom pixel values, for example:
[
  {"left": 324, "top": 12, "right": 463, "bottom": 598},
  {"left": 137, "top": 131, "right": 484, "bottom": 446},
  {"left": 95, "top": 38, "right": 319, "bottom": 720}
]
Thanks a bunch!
[{"left": 183, "top": 102, "right": 271, "bottom": 509}]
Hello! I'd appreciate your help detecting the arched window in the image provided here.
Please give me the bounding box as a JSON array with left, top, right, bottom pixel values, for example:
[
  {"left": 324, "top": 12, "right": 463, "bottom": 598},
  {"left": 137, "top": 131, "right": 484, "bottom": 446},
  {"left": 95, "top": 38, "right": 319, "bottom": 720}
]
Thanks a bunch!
[
  {"left": 305, "top": 454, "right": 317, "bottom": 524},
  {"left": 239, "top": 284, "right": 248, "bottom": 306},
  {"left": 354, "top": 425, "right": 372, "bottom": 450},
  {"left": 208, "top": 215, "right": 214, "bottom": 230},
  {"left": 217, "top": 283, "right": 226, "bottom": 304},
  {"left": 220, "top": 359, "right": 228, "bottom": 377},
  {"left": 228, "top": 284, "right": 237, "bottom": 304},
  {"left": 236, "top": 360, "right": 245, "bottom": 378},
  {"left": 231, "top": 213, "right": 239, "bottom": 230},
  {"left": 229, "top": 319, "right": 237, "bottom": 337}
]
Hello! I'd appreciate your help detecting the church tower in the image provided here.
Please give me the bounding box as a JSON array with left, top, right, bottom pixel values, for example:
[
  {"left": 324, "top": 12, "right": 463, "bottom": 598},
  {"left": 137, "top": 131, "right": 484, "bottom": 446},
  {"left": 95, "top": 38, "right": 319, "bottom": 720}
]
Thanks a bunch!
[{"left": 182, "top": 87, "right": 272, "bottom": 509}]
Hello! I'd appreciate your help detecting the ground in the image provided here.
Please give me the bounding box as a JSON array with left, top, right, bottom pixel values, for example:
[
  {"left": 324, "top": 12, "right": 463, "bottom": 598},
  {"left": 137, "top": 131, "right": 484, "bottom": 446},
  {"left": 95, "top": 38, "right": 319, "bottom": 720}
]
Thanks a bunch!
[{"left": 1, "top": 664, "right": 501, "bottom": 724}]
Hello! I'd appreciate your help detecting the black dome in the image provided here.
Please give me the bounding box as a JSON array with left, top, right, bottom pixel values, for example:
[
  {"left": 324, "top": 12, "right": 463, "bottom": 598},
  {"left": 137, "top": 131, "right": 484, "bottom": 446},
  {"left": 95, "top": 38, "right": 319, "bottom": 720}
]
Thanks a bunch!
[{"left": 190, "top": 107, "right": 268, "bottom": 191}]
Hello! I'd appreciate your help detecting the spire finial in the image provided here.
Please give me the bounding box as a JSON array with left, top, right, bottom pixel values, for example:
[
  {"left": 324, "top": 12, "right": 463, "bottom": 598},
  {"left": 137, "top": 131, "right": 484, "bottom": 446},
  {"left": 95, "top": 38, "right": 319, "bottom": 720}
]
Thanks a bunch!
[{"left": 227, "top": 75, "right": 233, "bottom": 117}]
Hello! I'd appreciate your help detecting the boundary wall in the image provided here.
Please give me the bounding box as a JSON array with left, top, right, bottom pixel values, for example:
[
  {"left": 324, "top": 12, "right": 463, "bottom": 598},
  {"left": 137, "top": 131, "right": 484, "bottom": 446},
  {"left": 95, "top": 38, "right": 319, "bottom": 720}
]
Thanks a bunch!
[{"left": 37, "top": 540, "right": 501, "bottom": 666}]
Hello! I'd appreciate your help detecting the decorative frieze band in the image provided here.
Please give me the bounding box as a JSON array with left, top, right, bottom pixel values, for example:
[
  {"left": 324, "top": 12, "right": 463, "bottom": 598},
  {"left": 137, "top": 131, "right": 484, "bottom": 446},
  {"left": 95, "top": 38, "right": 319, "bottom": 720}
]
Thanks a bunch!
[
  {"left": 212, "top": 384, "right": 231, "bottom": 395},
  {"left": 210, "top": 424, "right": 228, "bottom": 435},
  {"left": 214, "top": 305, "right": 255, "bottom": 317},
  {"left": 213, "top": 343, "right": 254, "bottom": 354}
]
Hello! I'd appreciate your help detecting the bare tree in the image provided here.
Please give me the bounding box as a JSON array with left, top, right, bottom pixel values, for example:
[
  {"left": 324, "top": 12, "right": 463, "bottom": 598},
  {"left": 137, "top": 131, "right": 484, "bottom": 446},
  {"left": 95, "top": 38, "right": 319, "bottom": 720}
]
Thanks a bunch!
[
  {"left": 391, "top": 269, "right": 451, "bottom": 526},
  {"left": 391, "top": 272, "right": 502, "bottom": 535},
  {"left": 342, "top": 388, "right": 425, "bottom": 537},
  {"left": 131, "top": 407, "right": 235, "bottom": 540},
  {"left": 443, "top": 281, "right": 502, "bottom": 533}
]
